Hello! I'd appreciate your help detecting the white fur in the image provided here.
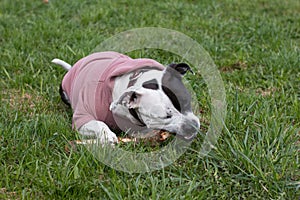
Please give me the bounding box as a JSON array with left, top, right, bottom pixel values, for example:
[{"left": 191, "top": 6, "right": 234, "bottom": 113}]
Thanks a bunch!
[
  {"left": 78, "top": 120, "right": 118, "bottom": 144},
  {"left": 52, "top": 58, "right": 72, "bottom": 71}
]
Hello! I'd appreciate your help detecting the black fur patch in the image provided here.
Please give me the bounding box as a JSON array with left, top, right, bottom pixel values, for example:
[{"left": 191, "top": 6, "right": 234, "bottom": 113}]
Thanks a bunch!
[
  {"left": 161, "top": 65, "right": 192, "bottom": 114},
  {"left": 162, "top": 85, "right": 181, "bottom": 112}
]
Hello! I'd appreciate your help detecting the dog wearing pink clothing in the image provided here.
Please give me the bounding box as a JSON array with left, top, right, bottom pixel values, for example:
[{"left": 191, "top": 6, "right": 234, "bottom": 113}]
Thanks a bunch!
[{"left": 52, "top": 51, "right": 200, "bottom": 144}]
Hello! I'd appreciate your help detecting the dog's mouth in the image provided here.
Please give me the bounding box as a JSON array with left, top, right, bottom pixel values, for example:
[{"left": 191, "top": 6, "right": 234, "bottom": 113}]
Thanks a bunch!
[
  {"left": 129, "top": 108, "right": 173, "bottom": 127},
  {"left": 129, "top": 109, "right": 198, "bottom": 141},
  {"left": 129, "top": 108, "right": 146, "bottom": 127},
  {"left": 176, "top": 133, "right": 197, "bottom": 141}
]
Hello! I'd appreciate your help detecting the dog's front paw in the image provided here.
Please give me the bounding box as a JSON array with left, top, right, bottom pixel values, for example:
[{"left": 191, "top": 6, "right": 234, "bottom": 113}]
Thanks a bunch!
[
  {"left": 97, "top": 127, "right": 118, "bottom": 145},
  {"left": 78, "top": 120, "right": 118, "bottom": 145}
]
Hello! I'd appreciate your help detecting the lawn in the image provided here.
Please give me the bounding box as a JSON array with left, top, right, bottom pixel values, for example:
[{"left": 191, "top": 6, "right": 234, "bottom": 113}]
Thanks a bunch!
[{"left": 0, "top": 0, "right": 299, "bottom": 199}]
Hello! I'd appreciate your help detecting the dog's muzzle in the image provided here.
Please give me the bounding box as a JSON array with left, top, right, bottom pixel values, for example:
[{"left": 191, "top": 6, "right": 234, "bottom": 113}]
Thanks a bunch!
[{"left": 177, "top": 119, "right": 200, "bottom": 140}]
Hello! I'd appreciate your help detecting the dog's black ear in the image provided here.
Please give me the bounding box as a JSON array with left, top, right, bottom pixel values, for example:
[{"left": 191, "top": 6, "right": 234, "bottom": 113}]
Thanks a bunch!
[{"left": 168, "top": 63, "right": 194, "bottom": 75}]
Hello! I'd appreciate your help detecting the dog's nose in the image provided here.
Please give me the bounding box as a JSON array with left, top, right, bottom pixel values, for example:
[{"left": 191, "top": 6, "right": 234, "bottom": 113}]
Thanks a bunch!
[
  {"left": 178, "top": 119, "right": 200, "bottom": 140},
  {"left": 183, "top": 119, "right": 199, "bottom": 133}
]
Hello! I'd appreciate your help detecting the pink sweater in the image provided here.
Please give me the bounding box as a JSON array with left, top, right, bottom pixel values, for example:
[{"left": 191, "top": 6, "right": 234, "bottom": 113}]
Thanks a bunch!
[{"left": 61, "top": 51, "right": 164, "bottom": 131}]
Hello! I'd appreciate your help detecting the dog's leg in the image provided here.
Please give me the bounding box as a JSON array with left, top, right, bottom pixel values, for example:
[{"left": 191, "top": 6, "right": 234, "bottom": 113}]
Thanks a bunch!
[
  {"left": 78, "top": 120, "right": 118, "bottom": 144},
  {"left": 59, "top": 84, "right": 71, "bottom": 106}
]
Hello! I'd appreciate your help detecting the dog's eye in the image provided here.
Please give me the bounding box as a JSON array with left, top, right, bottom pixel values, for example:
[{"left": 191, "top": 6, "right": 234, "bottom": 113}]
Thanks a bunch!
[
  {"left": 142, "top": 79, "right": 159, "bottom": 90},
  {"left": 162, "top": 86, "right": 181, "bottom": 112}
]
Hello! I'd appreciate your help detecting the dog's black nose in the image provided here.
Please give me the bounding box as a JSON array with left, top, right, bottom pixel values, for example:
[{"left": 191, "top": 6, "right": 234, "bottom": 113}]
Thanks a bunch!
[{"left": 177, "top": 119, "right": 200, "bottom": 141}]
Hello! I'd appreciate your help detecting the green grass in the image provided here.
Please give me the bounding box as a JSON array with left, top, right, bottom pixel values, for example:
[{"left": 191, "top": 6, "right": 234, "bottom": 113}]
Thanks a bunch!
[{"left": 0, "top": 0, "right": 299, "bottom": 199}]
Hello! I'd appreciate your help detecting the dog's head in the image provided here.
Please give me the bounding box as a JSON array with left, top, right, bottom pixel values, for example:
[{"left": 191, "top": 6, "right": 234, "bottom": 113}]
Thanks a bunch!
[{"left": 110, "top": 63, "right": 200, "bottom": 140}]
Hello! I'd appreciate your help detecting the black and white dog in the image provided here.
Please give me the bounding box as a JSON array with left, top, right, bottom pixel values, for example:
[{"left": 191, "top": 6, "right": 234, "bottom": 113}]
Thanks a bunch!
[{"left": 52, "top": 51, "right": 200, "bottom": 144}]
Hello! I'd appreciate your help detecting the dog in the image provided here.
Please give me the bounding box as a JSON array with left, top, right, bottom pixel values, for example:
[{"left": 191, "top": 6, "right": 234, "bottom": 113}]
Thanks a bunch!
[{"left": 52, "top": 51, "right": 200, "bottom": 144}]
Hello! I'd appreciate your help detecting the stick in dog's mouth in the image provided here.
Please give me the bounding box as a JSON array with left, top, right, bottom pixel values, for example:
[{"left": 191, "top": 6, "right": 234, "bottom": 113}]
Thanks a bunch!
[{"left": 78, "top": 130, "right": 171, "bottom": 144}]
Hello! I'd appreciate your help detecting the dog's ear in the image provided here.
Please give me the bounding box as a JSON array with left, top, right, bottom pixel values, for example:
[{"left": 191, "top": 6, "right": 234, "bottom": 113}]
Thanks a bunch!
[
  {"left": 127, "top": 91, "right": 141, "bottom": 108},
  {"left": 168, "top": 63, "right": 194, "bottom": 75},
  {"left": 114, "top": 90, "right": 142, "bottom": 109}
]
